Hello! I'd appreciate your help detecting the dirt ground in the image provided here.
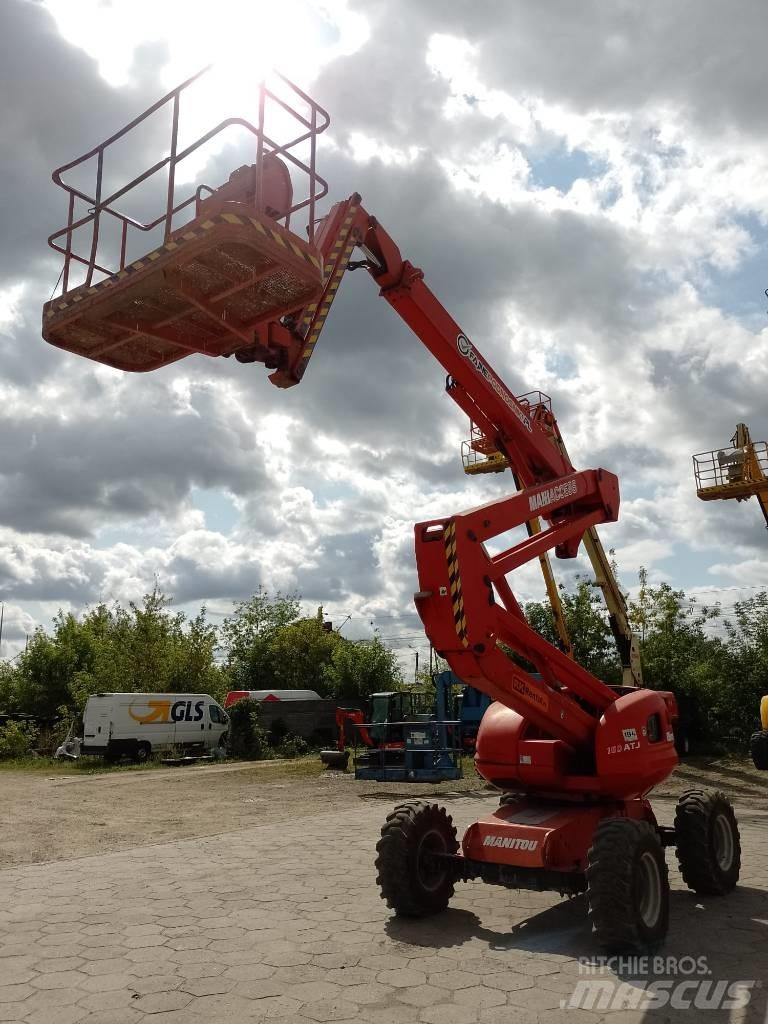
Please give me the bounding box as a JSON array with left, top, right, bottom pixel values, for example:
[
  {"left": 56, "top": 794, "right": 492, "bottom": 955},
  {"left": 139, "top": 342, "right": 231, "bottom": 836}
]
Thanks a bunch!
[{"left": 1, "top": 753, "right": 766, "bottom": 868}]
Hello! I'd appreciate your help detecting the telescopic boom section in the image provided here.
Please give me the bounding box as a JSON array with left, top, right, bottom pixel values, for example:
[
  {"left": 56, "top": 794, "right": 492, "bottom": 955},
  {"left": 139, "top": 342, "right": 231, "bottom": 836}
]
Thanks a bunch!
[{"left": 284, "top": 197, "right": 622, "bottom": 746}]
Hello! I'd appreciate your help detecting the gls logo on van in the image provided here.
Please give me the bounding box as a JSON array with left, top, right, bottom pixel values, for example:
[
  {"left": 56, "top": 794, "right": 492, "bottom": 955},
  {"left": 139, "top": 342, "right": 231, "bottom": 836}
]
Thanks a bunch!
[{"left": 129, "top": 699, "right": 205, "bottom": 725}]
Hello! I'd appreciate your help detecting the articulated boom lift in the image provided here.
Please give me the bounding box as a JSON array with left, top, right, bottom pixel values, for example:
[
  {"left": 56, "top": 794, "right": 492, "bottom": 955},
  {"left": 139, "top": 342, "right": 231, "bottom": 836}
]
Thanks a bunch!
[
  {"left": 694, "top": 424, "right": 768, "bottom": 770},
  {"left": 43, "top": 70, "right": 739, "bottom": 951},
  {"left": 694, "top": 423, "right": 768, "bottom": 528}
]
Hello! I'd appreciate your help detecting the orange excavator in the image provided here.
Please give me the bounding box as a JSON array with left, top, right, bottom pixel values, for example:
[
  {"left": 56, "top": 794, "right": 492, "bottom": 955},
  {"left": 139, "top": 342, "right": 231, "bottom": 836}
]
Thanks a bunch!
[{"left": 43, "top": 68, "right": 739, "bottom": 951}]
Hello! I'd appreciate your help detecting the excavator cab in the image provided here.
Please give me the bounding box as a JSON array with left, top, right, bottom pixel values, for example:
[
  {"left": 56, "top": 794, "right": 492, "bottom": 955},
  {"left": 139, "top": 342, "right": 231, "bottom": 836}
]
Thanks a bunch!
[{"left": 43, "top": 68, "right": 328, "bottom": 377}]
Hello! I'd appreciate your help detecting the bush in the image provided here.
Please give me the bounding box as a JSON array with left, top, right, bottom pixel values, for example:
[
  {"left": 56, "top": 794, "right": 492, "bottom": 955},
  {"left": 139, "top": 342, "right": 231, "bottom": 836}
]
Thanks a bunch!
[
  {"left": 0, "top": 720, "right": 39, "bottom": 760},
  {"left": 226, "top": 698, "right": 269, "bottom": 760},
  {"left": 268, "top": 717, "right": 290, "bottom": 747},
  {"left": 279, "top": 734, "right": 309, "bottom": 759}
]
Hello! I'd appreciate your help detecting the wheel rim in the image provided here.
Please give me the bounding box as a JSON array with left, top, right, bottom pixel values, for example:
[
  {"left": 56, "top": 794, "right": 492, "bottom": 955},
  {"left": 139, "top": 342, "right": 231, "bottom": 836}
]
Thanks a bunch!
[
  {"left": 416, "top": 828, "right": 449, "bottom": 892},
  {"left": 713, "top": 814, "right": 735, "bottom": 871},
  {"left": 637, "top": 851, "right": 662, "bottom": 928}
]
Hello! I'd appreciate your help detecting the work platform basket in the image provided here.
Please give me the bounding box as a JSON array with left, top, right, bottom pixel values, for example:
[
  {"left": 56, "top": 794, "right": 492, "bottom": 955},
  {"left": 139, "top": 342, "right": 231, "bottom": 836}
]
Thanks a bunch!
[
  {"left": 43, "top": 68, "right": 329, "bottom": 372},
  {"left": 461, "top": 391, "right": 554, "bottom": 475},
  {"left": 693, "top": 441, "right": 768, "bottom": 501}
]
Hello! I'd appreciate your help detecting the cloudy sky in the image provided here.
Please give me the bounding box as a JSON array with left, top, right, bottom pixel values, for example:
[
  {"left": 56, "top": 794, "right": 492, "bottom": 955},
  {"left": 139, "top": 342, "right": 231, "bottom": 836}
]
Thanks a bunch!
[{"left": 1, "top": 0, "right": 767, "bottom": 665}]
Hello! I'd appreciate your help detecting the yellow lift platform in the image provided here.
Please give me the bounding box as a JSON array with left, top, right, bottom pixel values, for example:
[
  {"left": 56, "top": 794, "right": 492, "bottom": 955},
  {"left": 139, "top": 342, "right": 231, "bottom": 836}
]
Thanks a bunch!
[{"left": 693, "top": 423, "right": 768, "bottom": 528}]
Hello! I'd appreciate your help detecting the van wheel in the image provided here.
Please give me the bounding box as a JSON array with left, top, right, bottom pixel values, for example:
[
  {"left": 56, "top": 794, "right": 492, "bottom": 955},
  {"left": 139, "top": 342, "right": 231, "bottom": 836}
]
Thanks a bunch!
[{"left": 134, "top": 742, "right": 151, "bottom": 764}]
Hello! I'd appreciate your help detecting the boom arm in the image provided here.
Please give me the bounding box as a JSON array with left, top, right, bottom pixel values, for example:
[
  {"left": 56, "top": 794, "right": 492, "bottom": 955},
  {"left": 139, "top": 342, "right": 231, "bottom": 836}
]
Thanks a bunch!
[
  {"left": 275, "top": 197, "right": 628, "bottom": 747},
  {"left": 41, "top": 77, "right": 675, "bottom": 801},
  {"left": 273, "top": 199, "right": 571, "bottom": 483}
]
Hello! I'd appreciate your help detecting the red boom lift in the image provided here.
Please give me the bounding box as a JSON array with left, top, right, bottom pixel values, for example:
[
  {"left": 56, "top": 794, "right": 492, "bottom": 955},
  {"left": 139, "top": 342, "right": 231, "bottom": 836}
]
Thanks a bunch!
[{"left": 42, "top": 69, "right": 740, "bottom": 951}]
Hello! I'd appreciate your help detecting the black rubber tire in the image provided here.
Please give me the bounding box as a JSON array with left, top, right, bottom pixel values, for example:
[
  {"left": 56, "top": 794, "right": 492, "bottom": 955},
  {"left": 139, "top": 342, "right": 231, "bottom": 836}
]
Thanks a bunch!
[
  {"left": 375, "top": 800, "right": 458, "bottom": 917},
  {"left": 675, "top": 790, "right": 740, "bottom": 895},
  {"left": 587, "top": 817, "right": 669, "bottom": 953},
  {"left": 320, "top": 750, "right": 350, "bottom": 770},
  {"left": 499, "top": 792, "right": 523, "bottom": 807},
  {"left": 134, "top": 742, "right": 151, "bottom": 765},
  {"left": 750, "top": 730, "right": 768, "bottom": 771}
]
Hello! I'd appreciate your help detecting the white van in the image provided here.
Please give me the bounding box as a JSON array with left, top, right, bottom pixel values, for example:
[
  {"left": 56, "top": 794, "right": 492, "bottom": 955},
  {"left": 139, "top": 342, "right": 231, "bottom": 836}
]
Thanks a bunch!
[{"left": 82, "top": 693, "right": 229, "bottom": 763}]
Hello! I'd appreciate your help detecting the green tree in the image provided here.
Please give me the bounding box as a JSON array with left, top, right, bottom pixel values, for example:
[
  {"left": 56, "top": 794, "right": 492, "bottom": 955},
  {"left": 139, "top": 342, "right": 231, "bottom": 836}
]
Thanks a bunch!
[
  {"left": 266, "top": 615, "right": 341, "bottom": 695},
  {"left": 226, "top": 697, "right": 268, "bottom": 759},
  {"left": 1, "top": 588, "right": 223, "bottom": 720},
  {"left": 719, "top": 592, "right": 768, "bottom": 742},
  {"left": 0, "top": 720, "right": 38, "bottom": 760},
  {"left": 525, "top": 580, "right": 621, "bottom": 683},
  {"left": 220, "top": 589, "right": 301, "bottom": 689},
  {"left": 323, "top": 636, "right": 403, "bottom": 703},
  {"left": 0, "top": 662, "right": 19, "bottom": 714},
  {"left": 628, "top": 568, "right": 727, "bottom": 747}
]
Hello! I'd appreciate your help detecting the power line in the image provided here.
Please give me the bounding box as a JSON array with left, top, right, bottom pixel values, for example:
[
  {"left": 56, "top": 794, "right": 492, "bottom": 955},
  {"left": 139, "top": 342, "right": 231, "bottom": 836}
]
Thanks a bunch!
[{"left": 681, "top": 583, "right": 768, "bottom": 594}]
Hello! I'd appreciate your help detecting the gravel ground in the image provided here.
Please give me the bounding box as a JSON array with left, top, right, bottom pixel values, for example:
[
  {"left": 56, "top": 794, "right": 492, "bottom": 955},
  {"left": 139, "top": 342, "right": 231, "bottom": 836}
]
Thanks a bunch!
[{"left": 1, "top": 753, "right": 765, "bottom": 868}]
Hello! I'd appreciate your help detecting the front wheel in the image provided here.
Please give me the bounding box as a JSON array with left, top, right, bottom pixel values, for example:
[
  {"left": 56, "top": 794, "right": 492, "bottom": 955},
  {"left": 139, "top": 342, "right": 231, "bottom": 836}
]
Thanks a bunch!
[
  {"left": 375, "top": 800, "right": 458, "bottom": 917},
  {"left": 675, "top": 790, "right": 740, "bottom": 895},
  {"left": 587, "top": 817, "right": 669, "bottom": 953}
]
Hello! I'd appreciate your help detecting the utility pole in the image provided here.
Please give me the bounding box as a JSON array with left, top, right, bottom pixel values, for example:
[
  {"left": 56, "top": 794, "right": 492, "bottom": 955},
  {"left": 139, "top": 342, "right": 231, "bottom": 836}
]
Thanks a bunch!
[
  {"left": 0, "top": 603, "right": 4, "bottom": 659},
  {"left": 414, "top": 650, "right": 419, "bottom": 684}
]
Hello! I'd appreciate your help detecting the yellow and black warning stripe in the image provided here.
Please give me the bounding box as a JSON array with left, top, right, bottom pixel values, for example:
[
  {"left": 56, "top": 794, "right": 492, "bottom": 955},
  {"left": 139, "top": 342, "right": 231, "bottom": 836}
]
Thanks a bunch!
[
  {"left": 293, "top": 202, "right": 361, "bottom": 381},
  {"left": 45, "top": 211, "right": 322, "bottom": 318},
  {"left": 221, "top": 212, "right": 322, "bottom": 272},
  {"left": 444, "top": 520, "right": 469, "bottom": 649}
]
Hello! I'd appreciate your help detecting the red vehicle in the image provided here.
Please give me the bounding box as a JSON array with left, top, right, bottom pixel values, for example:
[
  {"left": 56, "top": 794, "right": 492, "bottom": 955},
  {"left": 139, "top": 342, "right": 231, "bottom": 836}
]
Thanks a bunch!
[
  {"left": 224, "top": 689, "right": 323, "bottom": 709},
  {"left": 43, "top": 69, "right": 739, "bottom": 951}
]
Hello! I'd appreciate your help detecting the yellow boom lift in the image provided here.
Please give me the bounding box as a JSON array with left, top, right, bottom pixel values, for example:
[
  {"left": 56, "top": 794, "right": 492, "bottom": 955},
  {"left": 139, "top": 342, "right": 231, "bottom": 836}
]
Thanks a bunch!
[
  {"left": 693, "top": 423, "right": 768, "bottom": 528},
  {"left": 693, "top": 423, "right": 768, "bottom": 768}
]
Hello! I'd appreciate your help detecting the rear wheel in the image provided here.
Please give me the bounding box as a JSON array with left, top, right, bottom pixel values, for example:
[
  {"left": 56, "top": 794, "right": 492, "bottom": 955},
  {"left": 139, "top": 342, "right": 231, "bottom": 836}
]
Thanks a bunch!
[
  {"left": 134, "top": 742, "right": 151, "bottom": 765},
  {"left": 375, "top": 800, "right": 458, "bottom": 917},
  {"left": 750, "top": 730, "right": 768, "bottom": 770},
  {"left": 587, "top": 817, "right": 669, "bottom": 952},
  {"left": 675, "top": 790, "right": 740, "bottom": 894}
]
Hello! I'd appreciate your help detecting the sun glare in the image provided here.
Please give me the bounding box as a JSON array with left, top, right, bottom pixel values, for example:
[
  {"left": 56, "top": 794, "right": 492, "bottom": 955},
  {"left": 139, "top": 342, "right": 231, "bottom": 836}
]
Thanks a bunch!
[
  {"left": 42, "top": 0, "right": 369, "bottom": 200},
  {"left": 42, "top": 0, "right": 368, "bottom": 100}
]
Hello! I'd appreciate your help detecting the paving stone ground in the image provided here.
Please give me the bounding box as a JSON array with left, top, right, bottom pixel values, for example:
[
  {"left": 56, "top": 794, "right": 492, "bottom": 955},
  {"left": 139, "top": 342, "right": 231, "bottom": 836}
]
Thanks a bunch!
[{"left": 2, "top": 794, "right": 767, "bottom": 1024}]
